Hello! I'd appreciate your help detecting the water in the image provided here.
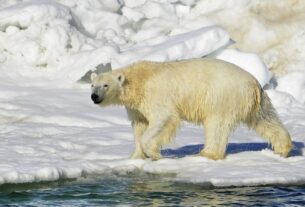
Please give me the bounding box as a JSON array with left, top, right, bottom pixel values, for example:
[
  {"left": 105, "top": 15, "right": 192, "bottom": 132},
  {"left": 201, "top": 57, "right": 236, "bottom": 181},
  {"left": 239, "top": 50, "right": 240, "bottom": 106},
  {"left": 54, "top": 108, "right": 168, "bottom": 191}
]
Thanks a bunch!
[{"left": 0, "top": 175, "right": 304, "bottom": 206}]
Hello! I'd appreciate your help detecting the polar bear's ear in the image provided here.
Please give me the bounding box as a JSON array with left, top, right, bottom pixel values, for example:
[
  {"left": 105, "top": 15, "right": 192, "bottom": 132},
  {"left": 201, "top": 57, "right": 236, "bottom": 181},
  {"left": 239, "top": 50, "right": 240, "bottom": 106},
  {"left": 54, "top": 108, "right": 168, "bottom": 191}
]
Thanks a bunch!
[
  {"left": 91, "top": 72, "right": 97, "bottom": 82},
  {"left": 117, "top": 73, "right": 125, "bottom": 86}
]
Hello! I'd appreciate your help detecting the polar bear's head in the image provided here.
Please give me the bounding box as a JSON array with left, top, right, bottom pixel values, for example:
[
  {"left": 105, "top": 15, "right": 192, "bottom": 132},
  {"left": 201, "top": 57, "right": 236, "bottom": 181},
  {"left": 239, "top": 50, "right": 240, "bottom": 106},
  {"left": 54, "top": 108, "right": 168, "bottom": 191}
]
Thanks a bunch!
[{"left": 90, "top": 72, "right": 125, "bottom": 106}]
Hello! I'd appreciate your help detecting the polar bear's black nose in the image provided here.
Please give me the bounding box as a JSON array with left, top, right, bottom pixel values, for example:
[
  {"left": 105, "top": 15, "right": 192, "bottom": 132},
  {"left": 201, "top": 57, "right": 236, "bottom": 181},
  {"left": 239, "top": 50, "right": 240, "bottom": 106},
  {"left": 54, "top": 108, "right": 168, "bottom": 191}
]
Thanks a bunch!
[{"left": 91, "top": 93, "right": 100, "bottom": 103}]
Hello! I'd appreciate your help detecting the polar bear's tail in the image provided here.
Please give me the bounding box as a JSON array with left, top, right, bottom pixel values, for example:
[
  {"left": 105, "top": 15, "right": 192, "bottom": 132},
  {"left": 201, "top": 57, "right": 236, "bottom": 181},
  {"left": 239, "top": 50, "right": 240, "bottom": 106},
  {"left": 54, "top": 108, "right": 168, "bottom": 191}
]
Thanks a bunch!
[{"left": 248, "top": 89, "right": 292, "bottom": 157}]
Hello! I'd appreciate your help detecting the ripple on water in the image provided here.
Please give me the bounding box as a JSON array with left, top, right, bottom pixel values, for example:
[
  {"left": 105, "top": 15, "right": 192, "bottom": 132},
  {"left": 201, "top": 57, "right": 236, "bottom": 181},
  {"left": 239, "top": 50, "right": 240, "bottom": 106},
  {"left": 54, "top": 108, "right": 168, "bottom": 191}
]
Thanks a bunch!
[{"left": 0, "top": 176, "right": 305, "bottom": 206}]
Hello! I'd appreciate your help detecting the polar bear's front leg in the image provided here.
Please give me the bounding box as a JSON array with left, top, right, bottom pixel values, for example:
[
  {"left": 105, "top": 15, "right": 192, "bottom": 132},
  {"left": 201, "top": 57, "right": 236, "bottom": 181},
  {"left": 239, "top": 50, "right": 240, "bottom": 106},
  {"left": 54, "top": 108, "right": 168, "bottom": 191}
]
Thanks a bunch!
[
  {"left": 131, "top": 121, "right": 148, "bottom": 159},
  {"left": 141, "top": 115, "right": 180, "bottom": 160},
  {"left": 126, "top": 107, "right": 148, "bottom": 159},
  {"left": 140, "top": 122, "right": 164, "bottom": 160}
]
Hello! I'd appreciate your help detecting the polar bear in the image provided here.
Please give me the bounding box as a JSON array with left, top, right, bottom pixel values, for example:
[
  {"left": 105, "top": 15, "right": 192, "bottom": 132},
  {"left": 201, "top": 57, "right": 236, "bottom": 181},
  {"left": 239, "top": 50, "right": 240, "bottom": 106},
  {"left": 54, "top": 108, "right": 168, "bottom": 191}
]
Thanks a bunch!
[{"left": 90, "top": 59, "right": 292, "bottom": 160}]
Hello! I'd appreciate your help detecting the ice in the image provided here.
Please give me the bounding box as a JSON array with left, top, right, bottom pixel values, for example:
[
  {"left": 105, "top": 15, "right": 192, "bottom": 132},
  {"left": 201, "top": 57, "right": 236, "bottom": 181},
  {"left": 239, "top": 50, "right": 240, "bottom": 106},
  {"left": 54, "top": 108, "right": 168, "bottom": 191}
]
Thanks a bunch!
[
  {"left": 0, "top": 0, "right": 304, "bottom": 187},
  {"left": 122, "top": 7, "right": 145, "bottom": 22},
  {"left": 0, "top": 1, "right": 233, "bottom": 84},
  {"left": 114, "top": 26, "right": 232, "bottom": 68}
]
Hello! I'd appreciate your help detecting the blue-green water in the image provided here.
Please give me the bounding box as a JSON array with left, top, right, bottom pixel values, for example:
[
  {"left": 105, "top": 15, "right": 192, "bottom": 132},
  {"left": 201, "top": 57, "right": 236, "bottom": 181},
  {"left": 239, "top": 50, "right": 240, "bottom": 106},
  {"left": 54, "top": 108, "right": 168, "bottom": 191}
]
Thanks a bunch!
[{"left": 0, "top": 176, "right": 305, "bottom": 206}]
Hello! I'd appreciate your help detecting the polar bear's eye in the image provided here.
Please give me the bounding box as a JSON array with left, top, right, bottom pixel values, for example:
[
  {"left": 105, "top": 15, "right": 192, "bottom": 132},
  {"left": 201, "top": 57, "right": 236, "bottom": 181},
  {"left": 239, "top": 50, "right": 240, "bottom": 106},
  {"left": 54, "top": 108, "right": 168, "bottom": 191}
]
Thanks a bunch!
[
  {"left": 103, "top": 84, "right": 109, "bottom": 88},
  {"left": 91, "top": 84, "right": 94, "bottom": 88}
]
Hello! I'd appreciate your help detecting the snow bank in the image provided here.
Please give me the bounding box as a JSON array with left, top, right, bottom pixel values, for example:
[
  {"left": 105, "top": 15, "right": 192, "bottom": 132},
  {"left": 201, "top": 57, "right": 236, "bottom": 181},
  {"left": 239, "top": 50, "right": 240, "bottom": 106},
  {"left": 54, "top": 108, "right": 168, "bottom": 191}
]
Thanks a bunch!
[
  {"left": 0, "top": 0, "right": 269, "bottom": 87},
  {"left": 114, "top": 26, "right": 232, "bottom": 67},
  {"left": 58, "top": 25, "right": 233, "bottom": 84},
  {"left": 1, "top": 0, "right": 305, "bottom": 78},
  {"left": 276, "top": 71, "right": 305, "bottom": 104},
  {"left": 210, "top": 48, "right": 270, "bottom": 87},
  {"left": 0, "top": 2, "right": 92, "bottom": 81},
  {"left": 183, "top": 0, "right": 305, "bottom": 76}
]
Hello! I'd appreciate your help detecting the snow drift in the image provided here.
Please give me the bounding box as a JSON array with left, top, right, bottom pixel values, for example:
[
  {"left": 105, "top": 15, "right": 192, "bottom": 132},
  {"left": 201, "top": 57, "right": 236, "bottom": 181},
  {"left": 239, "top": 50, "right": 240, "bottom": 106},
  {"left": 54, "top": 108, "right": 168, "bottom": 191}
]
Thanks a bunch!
[{"left": 0, "top": 1, "right": 268, "bottom": 86}]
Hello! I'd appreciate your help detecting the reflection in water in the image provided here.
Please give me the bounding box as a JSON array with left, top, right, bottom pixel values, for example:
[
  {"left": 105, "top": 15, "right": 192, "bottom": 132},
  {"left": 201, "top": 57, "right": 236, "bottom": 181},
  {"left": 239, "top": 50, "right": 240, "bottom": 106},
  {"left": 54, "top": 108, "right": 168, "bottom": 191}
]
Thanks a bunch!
[{"left": 0, "top": 175, "right": 304, "bottom": 206}]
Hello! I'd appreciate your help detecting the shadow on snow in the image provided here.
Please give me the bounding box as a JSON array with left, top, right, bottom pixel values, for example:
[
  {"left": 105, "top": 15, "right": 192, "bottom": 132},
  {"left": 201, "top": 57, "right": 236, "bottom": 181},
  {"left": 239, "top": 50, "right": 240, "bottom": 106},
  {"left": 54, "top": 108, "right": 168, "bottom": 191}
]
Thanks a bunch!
[{"left": 161, "top": 141, "right": 304, "bottom": 158}]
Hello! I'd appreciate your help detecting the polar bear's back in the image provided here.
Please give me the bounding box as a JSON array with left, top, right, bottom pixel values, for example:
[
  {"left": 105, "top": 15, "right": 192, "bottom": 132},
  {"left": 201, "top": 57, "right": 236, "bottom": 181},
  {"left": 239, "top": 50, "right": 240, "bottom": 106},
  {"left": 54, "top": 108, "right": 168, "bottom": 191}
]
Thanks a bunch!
[
  {"left": 129, "top": 58, "right": 258, "bottom": 85},
  {"left": 129, "top": 58, "right": 260, "bottom": 98},
  {"left": 123, "top": 58, "right": 261, "bottom": 124}
]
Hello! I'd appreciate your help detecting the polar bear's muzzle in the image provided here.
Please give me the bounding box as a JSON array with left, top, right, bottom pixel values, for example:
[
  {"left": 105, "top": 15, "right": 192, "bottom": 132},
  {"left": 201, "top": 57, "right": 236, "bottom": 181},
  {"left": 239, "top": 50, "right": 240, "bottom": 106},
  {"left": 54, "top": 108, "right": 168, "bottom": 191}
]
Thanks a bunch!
[
  {"left": 91, "top": 85, "right": 105, "bottom": 104},
  {"left": 91, "top": 93, "right": 104, "bottom": 104}
]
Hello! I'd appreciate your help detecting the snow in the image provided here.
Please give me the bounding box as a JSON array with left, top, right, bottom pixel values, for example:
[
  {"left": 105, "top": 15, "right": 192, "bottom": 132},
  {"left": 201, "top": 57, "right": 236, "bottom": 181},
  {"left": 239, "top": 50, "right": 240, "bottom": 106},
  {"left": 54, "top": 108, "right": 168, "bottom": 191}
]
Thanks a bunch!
[
  {"left": 276, "top": 71, "right": 305, "bottom": 104},
  {"left": 210, "top": 48, "right": 270, "bottom": 87},
  {"left": 0, "top": 0, "right": 304, "bottom": 187}
]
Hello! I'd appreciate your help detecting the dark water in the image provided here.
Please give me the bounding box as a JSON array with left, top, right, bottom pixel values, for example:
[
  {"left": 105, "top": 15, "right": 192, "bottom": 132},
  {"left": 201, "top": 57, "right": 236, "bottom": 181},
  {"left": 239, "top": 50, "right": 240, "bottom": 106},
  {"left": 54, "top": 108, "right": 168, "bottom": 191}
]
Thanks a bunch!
[{"left": 0, "top": 175, "right": 305, "bottom": 207}]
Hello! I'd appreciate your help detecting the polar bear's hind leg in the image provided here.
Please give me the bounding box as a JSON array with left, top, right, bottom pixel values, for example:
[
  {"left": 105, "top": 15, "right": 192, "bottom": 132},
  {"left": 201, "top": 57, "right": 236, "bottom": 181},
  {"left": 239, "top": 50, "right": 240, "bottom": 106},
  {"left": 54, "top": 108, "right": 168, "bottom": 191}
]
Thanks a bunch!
[{"left": 248, "top": 92, "right": 292, "bottom": 157}]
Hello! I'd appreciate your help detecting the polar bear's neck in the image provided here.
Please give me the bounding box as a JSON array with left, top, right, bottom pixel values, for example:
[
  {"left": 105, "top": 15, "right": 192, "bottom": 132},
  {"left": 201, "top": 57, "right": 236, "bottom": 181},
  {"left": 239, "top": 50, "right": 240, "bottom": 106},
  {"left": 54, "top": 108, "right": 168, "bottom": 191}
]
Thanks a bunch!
[{"left": 118, "top": 63, "right": 159, "bottom": 109}]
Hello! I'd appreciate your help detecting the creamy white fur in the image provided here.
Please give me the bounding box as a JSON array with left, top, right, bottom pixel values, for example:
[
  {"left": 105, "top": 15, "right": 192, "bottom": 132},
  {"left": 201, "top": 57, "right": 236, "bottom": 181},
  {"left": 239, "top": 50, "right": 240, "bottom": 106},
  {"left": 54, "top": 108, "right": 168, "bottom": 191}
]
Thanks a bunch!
[{"left": 91, "top": 59, "right": 292, "bottom": 160}]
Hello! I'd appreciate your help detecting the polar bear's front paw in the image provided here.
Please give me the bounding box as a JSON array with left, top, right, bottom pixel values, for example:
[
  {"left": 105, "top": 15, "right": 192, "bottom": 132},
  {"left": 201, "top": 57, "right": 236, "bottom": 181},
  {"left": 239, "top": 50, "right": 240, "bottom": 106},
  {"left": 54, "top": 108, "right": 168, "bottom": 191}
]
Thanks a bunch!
[
  {"left": 143, "top": 148, "right": 162, "bottom": 160},
  {"left": 141, "top": 138, "right": 162, "bottom": 160}
]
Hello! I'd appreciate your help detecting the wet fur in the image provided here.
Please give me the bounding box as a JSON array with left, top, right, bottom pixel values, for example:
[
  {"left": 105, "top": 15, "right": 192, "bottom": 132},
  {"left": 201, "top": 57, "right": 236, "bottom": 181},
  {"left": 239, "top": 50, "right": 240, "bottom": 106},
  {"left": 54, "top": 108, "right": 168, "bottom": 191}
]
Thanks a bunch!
[{"left": 92, "top": 59, "right": 292, "bottom": 160}]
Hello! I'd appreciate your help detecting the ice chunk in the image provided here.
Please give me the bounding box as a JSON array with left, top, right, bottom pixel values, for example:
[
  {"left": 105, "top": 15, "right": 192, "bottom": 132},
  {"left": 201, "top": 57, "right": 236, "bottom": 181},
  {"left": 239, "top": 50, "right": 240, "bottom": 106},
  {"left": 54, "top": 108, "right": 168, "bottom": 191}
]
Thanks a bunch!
[{"left": 115, "top": 26, "right": 232, "bottom": 68}]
